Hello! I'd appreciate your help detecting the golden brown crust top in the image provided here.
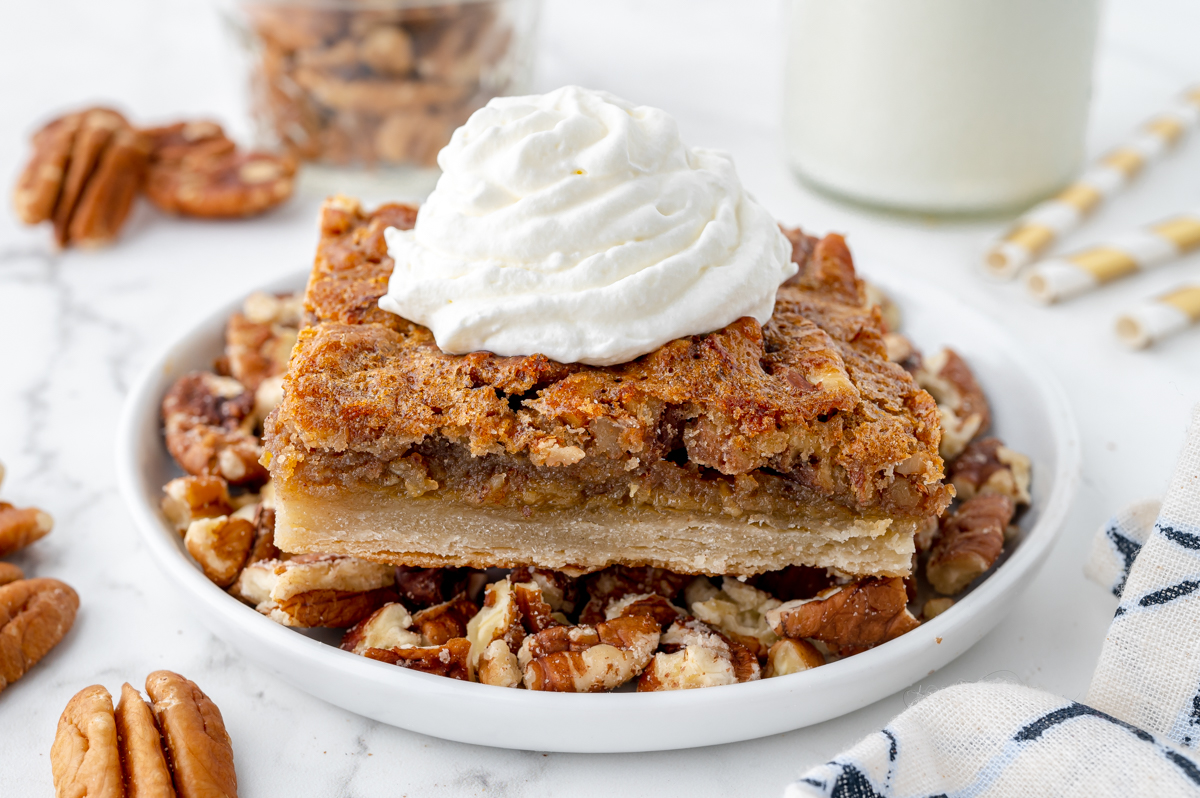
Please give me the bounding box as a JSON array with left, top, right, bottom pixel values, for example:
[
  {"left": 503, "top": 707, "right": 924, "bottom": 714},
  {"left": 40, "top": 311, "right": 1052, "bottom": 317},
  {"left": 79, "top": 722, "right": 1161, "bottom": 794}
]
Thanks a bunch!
[{"left": 269, "top": 196, "right": 950, "bottom": 518}]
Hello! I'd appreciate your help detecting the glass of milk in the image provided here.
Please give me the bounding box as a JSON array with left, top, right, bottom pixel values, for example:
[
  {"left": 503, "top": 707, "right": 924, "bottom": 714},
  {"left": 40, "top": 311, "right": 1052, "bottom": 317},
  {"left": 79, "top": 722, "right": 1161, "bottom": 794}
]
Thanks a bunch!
[{"left": 783, "top": 0, "right": 1102, "bottom": 215}]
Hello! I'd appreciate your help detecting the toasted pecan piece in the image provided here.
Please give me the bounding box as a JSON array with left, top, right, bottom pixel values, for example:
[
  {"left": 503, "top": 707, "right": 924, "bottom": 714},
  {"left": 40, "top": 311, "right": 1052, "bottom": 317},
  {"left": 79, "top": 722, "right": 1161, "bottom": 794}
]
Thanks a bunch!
[
  {"left": 146, "top": 150, "right": 295, "bottom": 219},
  {"left": 476, "top": 638, "right": 522, "bottom": 687},
  {"left": 162, "top": 372, "right": 266, "bottom": 486},
  {"left": 949, "top": 437, "right": 1031, "bottom": 505},
  {"left": 0, "top": 563, "right": 24, "bottom": 586},
  {"left": 162, "top": 475, "right": 233, "bottom": 534},
  {"left": 605, "top": 593, "right": 686, "bottom": 631},
  {"left": 578, "top": 567, "right": 691, "bottom": 625},
  {"left": 916, "top": 348, "right": 991, "bottom": 460},
  {"left": 927, "top": 493, "right": 1014, "bottom": 596},
  {"left": 13, "top": 111, "right": 84, "bottom": 225},
  {"left": 364, "top": 637, "right": 472, "bottom": 680},
  {"left": 517, "top": 615, "right": 660, "bottom": 692},
  {"left": 394, "top": 566, "right": 471, "bottom": 610},
  {"left": 764, "top": 638, "right": 825, "bottom": 678},
  {"left": 637, "top": 618, "right": 760, "bottom": 691},
  {"left": 185, "top": 514, "right": 257, "bottom": 587},
  {"left": 234, "top": 554, "right": 395, "bottom": 627},
  {"left": 0, "top": 501, "right": 53, "bottom": 557},
  {"left": 412, "top": 594, "right": 478, "bottom": 645},
  {"left": 750, "top": 565, "right": 835, "bottom": 603},
  {"left": 685, "top": 577, "right": 781, "bottom": 660},
  {"left": 509, "top": 567, "right": 579, "bottom": 614},
  {"left": 146, "top": 670, "right": 238, "bottom": 798},
  {"left": 244, "top": 504, "right": 281, "bottom": 567},
  {"left": 51, "top": 684, "right": 124, "bottom": 798},
  {"left": 341, "top": 602, "right": 423, "bottom": 655},
  {"left": 511, "top": 580, "right": 558, "bottom": 634},
  {"left": 465, "top": 578, "right": 524, "bottom": 672},
  {"left": 0, "top": 577, "right": 79, "bottom": 691},
  {"left": 114, "top": 682, "right": 175, "bottom": 797},
  {"left": 766, "top": 577, "right": 919, "bottom": 656}
]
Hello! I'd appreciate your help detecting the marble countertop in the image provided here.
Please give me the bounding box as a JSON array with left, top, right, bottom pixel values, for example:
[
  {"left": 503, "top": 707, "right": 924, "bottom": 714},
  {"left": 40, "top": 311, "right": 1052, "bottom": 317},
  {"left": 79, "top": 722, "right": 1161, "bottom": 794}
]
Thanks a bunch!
[{"left": 3, "top": 1, "right": 1200, "bottom": 795}]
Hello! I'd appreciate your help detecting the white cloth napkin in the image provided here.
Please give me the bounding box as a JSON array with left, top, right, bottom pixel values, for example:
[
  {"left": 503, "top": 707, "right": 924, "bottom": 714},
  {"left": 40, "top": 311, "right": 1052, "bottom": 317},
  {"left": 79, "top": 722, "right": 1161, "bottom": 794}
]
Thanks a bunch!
[{"left": 786, "top": 406, "right": 1200, "bottom": 798}]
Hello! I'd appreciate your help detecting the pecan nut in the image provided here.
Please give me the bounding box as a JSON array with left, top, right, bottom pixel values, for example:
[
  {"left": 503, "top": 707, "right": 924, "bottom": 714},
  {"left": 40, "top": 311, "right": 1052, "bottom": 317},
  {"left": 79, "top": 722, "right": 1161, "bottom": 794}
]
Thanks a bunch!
[
  {"left": 161, "top": 475, "right": 233, "bottom": 534},
  {"left": 0, "top": 501, "right": 53, "bottom": 557},
  {"left": 949, "top": 437, "right": 1032, "bottom": 505},
  {"left": 185, "top": 513, "right": 257, "bottom": 588},
  {"left": 114, "top": 682, "right": 175, "bottom": 795},
  {"left": 637, "top": 618, "right": 760, "bottom": 691},
  {"left": 412, "top": 594, "right": 478, "bottom": 645},
  {"left": 926, "top": 493, "right": 1015, "bottom": 596},
  {"left": 146, "top": 670, "right": 238, "bottom": 797},
  {"left": 364, "top": 637, "right": 471, "bottom": 680},
  {"left": 224, "top": 292, "right": 301, "bottom": 392},
  {"left": 146, "top": 149, "right": 296, "bottom": 219},
  {"left": 578, "top": 566, "right": 690, "bottom": 625},
  {"left": 0, "top": 577, "right": 79, "bottom": 692},
  {"left": 233, "top": 554, "right": 395, "bottom": 627},
  {"left": 763, "top": 638, "right": 825, "bottom": 678},
  {"left": 50, "top": 684, "right": 123, "bottom": 798},
  {"left": 765, "top": 577, "right": 920, "bottom": 656},
  {"left": 517, "top": 615, "right": 660, "bottom": 692},
  {"left": 0, "top": 563, "right": 24, "bottom": 587},
  {"left": 341, "top": 602, "right": 423, "bottom": 655},
  {"left": 605, "top": 592, "right": 686, "bottom": 630},
  {"left": 508, "top": 566, "right": 578, "bottom": 615},
  {"left": 162, "top": 372, "right": 266, "bottom": 486},
  {"left": 915, "top": 348, "right": 991, "bottom": 460},
  {"left": 685, "top": 577, "right": 781, "bottom": 659},
  {"left": 465, "top": 578, "right": 524, "bottom": 672}
]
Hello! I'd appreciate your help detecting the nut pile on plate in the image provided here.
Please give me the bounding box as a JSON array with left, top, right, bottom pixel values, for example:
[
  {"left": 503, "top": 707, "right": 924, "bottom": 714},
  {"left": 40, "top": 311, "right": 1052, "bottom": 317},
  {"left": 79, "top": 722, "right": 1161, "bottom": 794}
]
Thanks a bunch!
[
  {"left": 12, "top": 109, "right": 296, "bottom": 248},
  {"left": 155, "top": 290, "right": 1033, "bottom": 692},
  {"left": 244, "top": 1, "right": 526, "bottom": 167}
]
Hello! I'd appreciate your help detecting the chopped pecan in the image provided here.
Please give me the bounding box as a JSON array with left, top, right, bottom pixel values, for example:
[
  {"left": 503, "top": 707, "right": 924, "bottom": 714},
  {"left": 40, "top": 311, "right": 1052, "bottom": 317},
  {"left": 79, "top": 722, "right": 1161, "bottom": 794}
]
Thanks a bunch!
[
  {"left": 950, "top": 437, "right": 1031, "bottom": 505},
  {"left": 114, "top": 682, "right": 175, "bottom": 796},
  {"left": 916, "top": 349, "right": 991, "bottom": 460},
  {"left": 764, "top": 638, "right": 825, "bottom": 678},
  {"left": 162, "top": 372, "right": 266, "bottom": 486},
  {"left": 146, "top": 670, "right": 238, "bottom": 798},
  {"left": 233, "top": 554, "right": 395, "bottom": 627},
  {"left": 0, "top": 563, "right": 24, "bottom": 586},
  {"left": 225, "top": 297, "right": 300, "bottom": 392},
  {"left": 766, "top": 577, "right": 920, "bottom": 656},
  {"left": 365, "top": 637, "right": 471, "bottom": 680},
  {"left": 512, "top": 580, "right": 558, "bottom": 633},
  {"left": 0, "top": 501, "right": 53, "bottom": 557},
  {"left": 685, "top": 577, "right": 781, "bottom": 659},
  {"left": 0, "top": 577, "right": 79, "bottom": 691},
  {"left": 750, "top": 565, "right": 835, "bottom": 603},
  {"left": 605, "top": 593, "right": 685, "bottom": 630},
  {"left": 394, "top": 566, "right": 470, "bottom": 609},
  {"left": 244, "top": 504, "right": 281, "bottom": 567},
  {"left": 50, "top": 684, "right": 123, "bottom": 798},
  {"left": 477, "top": 638, "right": 522, "bottom": 687},
  {"left": 185, "top": 514, "right": 257, "bottom": 588},
  {"left": 146, "top": 148, "right": 296, "bottom": 219},
  {"left": 412, "top": 594, "right": 478, "bottom": 645},
  {"left": 518, "top": 615, "right": 660, "bottom": 693},
  {"left": 578, "top": 566, "right": 690, "bottom": 624},
  {"left": 922, "top": 597, "right": 955, "bottom": 620},
  {"left": 161, "top": 475, "right": 233, "bottom": 534},
  {"left": 883, "top": 332, "right": 923, "bottom": 373},
  {"left": 465, "top": 578, "right": 524, "bottom": 672},
  {"left": 637, "top": 618, "right": 760, "bottom": 691},
  {"left": 509, "top": 566, "right": 579, "bottom": 615},
  {"left": 341, "top": 602, "right": 423, "bottom": 654},
  {"left": 927, "top": 493, "right": 1014, "bottom": 596}
]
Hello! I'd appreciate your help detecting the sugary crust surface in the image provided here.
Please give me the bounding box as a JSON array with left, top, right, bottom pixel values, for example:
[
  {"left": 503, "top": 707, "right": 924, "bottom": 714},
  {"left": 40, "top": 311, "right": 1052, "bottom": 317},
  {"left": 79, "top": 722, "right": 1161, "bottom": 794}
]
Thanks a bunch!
[{"left": 267, "top": 196, "right": 950, "bottom": 520}]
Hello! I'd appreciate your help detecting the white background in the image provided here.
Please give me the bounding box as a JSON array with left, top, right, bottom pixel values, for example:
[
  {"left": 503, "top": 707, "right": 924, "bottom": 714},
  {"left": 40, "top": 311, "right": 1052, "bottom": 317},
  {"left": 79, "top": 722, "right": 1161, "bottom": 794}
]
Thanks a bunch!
[{"left": 2, "top": 1, "right": 1200, "bottom": 795}]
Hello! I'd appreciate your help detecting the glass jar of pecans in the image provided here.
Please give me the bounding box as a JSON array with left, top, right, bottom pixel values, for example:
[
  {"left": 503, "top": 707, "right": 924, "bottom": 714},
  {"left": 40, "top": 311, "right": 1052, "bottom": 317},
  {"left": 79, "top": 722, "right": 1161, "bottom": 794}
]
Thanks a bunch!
[{"left": 234, "top": 0, "right": 539, "bottom": 179}]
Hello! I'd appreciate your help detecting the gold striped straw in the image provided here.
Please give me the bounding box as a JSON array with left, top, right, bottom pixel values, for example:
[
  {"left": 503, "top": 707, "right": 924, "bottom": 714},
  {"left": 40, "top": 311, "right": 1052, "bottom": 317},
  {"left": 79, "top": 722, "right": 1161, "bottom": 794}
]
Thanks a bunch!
[
  {"left": 1115, "top": 284, "right": 1200, "bottom": 349},
  {"left": 985, "top": 85, "right": 1200, "bottom": 279},
  {"left": 1025, "top": 209, "right": 1200, "bottom": 303}
]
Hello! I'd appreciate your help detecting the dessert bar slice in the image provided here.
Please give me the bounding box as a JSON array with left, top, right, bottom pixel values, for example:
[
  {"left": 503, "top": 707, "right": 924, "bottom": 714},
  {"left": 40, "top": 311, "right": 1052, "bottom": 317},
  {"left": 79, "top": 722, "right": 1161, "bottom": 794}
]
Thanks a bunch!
[{"left": 263, "top": 196, "right": 951, "bottom": 578}]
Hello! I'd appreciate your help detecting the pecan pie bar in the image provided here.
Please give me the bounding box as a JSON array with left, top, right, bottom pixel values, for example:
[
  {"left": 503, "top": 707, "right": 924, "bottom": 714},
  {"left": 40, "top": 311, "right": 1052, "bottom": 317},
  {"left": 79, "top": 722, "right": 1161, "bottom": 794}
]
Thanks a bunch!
[{"left": 262, "top": 196, "right": 951, "bottom": 578}]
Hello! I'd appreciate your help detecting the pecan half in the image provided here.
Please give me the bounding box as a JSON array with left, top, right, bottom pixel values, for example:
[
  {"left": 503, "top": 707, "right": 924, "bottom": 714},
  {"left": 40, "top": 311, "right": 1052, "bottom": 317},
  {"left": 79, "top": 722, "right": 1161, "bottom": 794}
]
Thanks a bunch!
[
  {"left": 0, "top": 577, "right": 79, "bottom": 691},
  {"left": 915, "top": 349, "right": 991, "bottom": 460},
  {"left": 766, "top": 577, "right": 919, "bottom": 656},
  {"left": 234, "top": 554, "right": 395, "bottom": 627},
  {"left": 412, "top": 594, "right": 478, "bottom": 645},
  {"left": 637, "top": 618, "right": 759, "bottom": 691},
  {"left": 146, "top": 150, "right": 296, "bottom": 219},
  {"left": 143, "top": 120, "right": 235, "bottom": 165},
  {"left": 949, "top": 437, "right": 1031, "bottom": 505},
  {"left": 0, "top": 501, "right": 53, "bottom": 557},
  {"left": 66, "top": 126, "right": 151, "bottom": 248},
  {"left": 162, "top": 372, "right": 266, "bottom": 486},
  {"left": 50, "top": 685, "right": 123, "bottom": 798},
  {"left": 365, "top": 637, "right": 471, "bottom": 680},
  {"left": 50, "top": 108, "right": 132, "bottom": 247},
  {"left": 146, "top": 670, "right": 238, "bottom": 798},
  {"left": 518, "top": 615, "right": 660, "bottom": 692},
  {"left": 927, "top": 493, "right": 1014, "bottom": 596},
  {"left": 341, "top": 602, "right": 422, "bottom": 655},
  {"left": 13, "top": 111, "right": 84, "bottom": 225},
  {"left": 114, "top": 682, "right": 174, "bottom": 796},
  {"left": 161, "top": 475, "right": 233, "bottom": 534}
]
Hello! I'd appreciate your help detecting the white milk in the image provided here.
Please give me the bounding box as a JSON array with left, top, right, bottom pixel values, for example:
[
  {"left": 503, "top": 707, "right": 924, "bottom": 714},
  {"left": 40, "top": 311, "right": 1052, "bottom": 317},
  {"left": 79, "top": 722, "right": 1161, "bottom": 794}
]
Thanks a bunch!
[{"left": 783, "top": 0, "right": 1101, "bottom": 214}]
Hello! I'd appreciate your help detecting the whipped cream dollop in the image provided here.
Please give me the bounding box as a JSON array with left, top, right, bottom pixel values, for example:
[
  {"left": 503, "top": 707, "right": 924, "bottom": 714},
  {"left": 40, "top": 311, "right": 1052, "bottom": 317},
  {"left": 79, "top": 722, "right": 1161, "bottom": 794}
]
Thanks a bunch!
[{"left": 380, "top": 85, "right": 796, "bottom": 366}]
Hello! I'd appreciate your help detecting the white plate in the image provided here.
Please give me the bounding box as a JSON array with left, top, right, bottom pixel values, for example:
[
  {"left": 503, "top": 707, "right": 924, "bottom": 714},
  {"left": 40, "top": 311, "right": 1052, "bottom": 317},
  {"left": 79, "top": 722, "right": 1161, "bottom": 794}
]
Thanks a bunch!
[{"left": 115, "top": 269, "right": 1079, "bottom": 753}]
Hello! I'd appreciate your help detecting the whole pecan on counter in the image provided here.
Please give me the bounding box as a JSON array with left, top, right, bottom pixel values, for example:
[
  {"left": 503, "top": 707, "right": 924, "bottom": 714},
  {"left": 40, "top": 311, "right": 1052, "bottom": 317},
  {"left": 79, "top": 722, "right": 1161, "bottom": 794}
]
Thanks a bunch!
[
  {"left": 0, "top": 577, "right": 79, "bottom": 692},
  {"left": 51, "top": 670, "right": 238, "bottom": 798}
]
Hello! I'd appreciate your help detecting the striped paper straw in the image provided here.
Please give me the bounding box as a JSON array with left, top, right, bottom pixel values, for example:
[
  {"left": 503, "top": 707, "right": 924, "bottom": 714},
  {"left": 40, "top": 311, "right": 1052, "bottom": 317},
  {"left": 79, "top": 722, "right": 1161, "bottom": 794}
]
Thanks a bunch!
[
  {"left": 1116, "top": 285, "right": 1200, "bottom": 349},
  {"left": 985, "top": 85, "right": 1200, "bottom": 279},
  {"left": 1025, "top": 209, "right": 1200, "bottom": 303}
]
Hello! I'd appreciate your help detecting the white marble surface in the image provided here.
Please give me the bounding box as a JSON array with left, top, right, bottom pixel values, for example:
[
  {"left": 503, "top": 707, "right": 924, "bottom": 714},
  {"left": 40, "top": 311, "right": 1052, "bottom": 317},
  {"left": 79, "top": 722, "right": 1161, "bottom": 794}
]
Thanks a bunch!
[{"left": 3, "top": 1, "right": 1200, "bottom": 795}]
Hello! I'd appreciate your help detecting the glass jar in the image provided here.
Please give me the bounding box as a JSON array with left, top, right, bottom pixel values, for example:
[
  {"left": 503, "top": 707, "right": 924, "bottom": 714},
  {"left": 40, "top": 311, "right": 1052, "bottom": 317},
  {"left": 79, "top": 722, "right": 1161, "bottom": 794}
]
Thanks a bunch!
[
  {"left": 233, "top": 0, "right": 539, "bottom": 185},
  {"left": 783, "top": 0, "right": 1101, "bottom": 215}
]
